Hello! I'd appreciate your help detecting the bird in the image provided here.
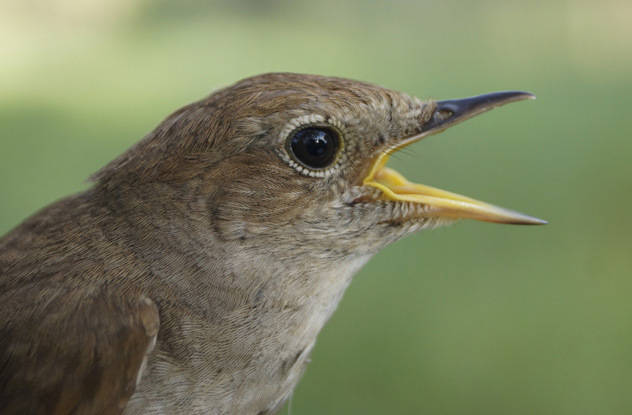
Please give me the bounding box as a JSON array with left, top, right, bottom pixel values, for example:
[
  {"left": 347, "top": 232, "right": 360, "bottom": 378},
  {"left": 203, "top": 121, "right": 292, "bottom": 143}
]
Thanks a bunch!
[{"left": 0, "top": 73, "right": 545, "bottom": 414}]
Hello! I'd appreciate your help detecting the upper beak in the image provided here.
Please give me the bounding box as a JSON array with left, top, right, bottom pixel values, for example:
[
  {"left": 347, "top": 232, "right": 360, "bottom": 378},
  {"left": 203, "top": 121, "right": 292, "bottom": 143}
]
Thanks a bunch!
[{"left": 363, "top": 91, "right": 547, "bottom": 225}]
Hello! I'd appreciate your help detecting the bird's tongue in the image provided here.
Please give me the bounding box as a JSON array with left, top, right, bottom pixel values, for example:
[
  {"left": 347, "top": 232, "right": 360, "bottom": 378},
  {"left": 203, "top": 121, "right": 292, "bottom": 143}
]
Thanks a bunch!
[{"left": 363, "top": 158, "right": 546, "bottom": 225}]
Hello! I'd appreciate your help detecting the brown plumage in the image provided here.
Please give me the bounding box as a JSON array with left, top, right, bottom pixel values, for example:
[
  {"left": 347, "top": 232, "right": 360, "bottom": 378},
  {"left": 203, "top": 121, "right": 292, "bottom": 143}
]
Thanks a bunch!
[{"left": 0, "top": 73, "right": 543, "bottom": 414}]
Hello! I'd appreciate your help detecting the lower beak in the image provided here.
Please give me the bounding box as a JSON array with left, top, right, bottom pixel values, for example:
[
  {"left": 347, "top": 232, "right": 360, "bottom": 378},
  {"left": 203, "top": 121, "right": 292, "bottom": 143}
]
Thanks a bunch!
[{"left": 363, "top": 91, "right": 547, "bottom": 225}]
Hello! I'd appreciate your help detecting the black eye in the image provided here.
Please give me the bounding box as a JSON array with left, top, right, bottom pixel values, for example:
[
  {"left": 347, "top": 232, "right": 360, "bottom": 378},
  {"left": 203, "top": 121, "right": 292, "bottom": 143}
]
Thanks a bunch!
[{"left": 288, "top": 127, "right": 340, "bottom": 169}]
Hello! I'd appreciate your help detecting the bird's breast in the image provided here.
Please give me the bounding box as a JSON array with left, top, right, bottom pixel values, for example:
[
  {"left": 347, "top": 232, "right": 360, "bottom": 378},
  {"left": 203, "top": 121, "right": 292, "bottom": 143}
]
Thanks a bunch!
[{"left": 126, "top": 253, "right": 372, "bottom": 414}]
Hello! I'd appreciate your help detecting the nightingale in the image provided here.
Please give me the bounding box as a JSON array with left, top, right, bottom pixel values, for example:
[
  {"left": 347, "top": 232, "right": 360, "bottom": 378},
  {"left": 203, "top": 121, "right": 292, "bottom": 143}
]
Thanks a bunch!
[{"left": 0, "top": 73, "right": 545, "bottom": 414}]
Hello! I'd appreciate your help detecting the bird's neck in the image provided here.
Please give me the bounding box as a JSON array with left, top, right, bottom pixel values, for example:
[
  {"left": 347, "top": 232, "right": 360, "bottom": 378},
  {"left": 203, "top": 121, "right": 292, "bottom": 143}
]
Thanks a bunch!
[
  {"left": 99, "top": 181, "right": 372, "bottom": 326},
  {"left": 98, "top": 180, "right": 369, "bottom": 310}
]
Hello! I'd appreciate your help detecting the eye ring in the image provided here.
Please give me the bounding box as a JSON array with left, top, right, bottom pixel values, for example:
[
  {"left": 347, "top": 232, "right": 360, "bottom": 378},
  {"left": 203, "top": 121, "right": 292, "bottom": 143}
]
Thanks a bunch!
[{"left": 285, "top": 125, "right": 343, "bottom": 171}]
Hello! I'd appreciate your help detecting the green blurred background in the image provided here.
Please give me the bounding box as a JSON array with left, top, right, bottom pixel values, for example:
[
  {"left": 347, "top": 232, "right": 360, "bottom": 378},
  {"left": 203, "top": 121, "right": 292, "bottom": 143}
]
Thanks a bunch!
[{"left": 1, "top": 0, "right": 631, "bottom": 413}]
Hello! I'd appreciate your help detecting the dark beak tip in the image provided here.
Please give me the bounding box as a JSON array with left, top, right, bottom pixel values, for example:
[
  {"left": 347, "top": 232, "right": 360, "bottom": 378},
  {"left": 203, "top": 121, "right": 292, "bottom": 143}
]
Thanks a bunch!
[
  {"left": 423, "top": 90, "right": 537, "bottom": 134},
  {"left": 510, "top": 90, "right": 536, "bottom": 101}
]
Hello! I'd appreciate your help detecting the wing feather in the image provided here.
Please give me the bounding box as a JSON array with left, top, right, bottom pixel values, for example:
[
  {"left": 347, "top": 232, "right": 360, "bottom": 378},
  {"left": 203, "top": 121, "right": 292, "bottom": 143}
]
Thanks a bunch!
[{"left": 0, "top": 285, "right": 159, "bottom": 415}]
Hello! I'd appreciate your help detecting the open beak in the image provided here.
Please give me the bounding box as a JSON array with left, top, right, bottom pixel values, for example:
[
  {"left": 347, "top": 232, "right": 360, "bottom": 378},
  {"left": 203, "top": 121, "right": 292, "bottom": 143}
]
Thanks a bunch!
[{"left": 363, "top": 91, "right": 547, "bottom": 225}]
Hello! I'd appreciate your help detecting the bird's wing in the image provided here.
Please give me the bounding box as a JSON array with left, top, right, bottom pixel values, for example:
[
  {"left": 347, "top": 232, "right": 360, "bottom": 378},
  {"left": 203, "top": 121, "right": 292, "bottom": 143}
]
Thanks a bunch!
[{"left": 0, "top": 284, "right": 160, "bottom": 414}]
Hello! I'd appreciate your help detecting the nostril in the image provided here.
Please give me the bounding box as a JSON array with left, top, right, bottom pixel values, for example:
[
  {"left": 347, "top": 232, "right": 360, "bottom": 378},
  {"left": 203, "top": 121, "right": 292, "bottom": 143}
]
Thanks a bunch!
[{"left": 434, "top": 109, "right": 454, "bottom": 122}]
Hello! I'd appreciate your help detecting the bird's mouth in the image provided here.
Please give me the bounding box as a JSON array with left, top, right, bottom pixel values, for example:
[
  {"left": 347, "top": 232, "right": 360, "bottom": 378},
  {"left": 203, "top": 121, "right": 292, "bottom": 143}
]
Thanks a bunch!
[{"left": 362, "top": 91, "right": 546, "bottom": 225}]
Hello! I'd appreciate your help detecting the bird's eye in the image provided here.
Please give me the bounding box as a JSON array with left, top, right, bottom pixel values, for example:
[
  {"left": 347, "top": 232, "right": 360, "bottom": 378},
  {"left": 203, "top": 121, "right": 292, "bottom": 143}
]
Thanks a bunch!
[{"left": 288, "top": 127, "right": 341, "bottom": 169}]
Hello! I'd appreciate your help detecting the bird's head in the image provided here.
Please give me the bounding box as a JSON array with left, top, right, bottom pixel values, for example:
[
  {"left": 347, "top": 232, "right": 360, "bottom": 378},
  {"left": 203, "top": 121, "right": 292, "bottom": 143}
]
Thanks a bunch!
[{"left": 94, "top": 73, "right": 544, "bottom": 264}]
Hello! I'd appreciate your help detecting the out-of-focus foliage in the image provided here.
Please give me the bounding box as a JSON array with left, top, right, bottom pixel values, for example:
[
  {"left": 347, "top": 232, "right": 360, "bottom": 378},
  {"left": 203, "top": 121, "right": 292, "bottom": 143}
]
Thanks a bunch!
[{"left": 1, "top": 1, "right": 631, "bottom": 414}]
